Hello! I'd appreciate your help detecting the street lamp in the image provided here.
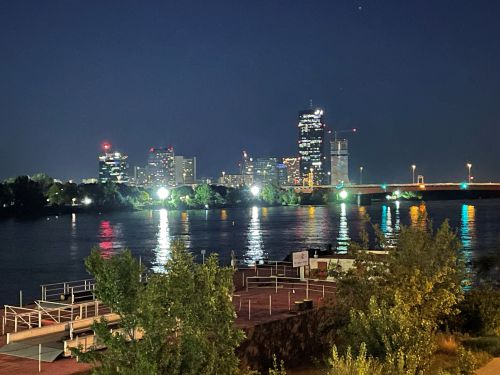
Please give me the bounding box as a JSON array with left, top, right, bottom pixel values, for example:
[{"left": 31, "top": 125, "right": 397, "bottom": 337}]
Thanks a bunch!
[
  {"left": 359, "top": 166, "right": 363, "bottom": 185},
  {"left": 411, "top": 165, "right": 416, "bottom": 184},
  {"left": 467, "top": 163, "right": 472, "bottom": 183},
  {"left": 250, "top": 185, "right": 260, "bottom": 197},
  {"left": 157, "top": 187, "right": 170, "bottom": 200}
]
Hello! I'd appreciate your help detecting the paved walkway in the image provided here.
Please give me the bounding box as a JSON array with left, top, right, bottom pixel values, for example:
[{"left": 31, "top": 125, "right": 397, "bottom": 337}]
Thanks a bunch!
[{"left": 476, "top": 358, "right": 500, "bottom": 375}]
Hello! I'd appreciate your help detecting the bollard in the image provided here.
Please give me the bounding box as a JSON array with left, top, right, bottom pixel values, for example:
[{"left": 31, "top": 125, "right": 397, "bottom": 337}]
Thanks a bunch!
[
  {"left": 288, "top": 291, "right": 291, "bottom": 311},
  {"left": 239, "top": 297, "right": 242, "bottom": 311},
  {"left": 269, "top": 295, "right": 272, "bottom": 316},
  {"left": 242, "top": 272, "right": 245, "bottom": 287},
  {"left": 306, "top": 279, "right": 309, "bottom": 299},
  {"left": 323, "top": 285, "right": 325, "bottom": 298},
  {"left": 19, "top": 290, "right": 22, "bottom": 307},
  {"left": 38, "top": 344, "right": 41, "bottom": 373},
  {"left": 275, "top": 277, "right": 278, "bottom": 294},
  {"left": 248, "top": 300, "right": 251, "bottom": 320}
]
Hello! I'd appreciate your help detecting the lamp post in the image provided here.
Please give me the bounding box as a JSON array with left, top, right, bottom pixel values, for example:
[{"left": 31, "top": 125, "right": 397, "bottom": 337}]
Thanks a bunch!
[
  {"left": 359, "top": 166, "right": 363, "bottom": 185},
  {"left": 411, "top": 165, "right": 416, "bottom": 184},
  {"left": 467, "top": 163, "right": 472, "bottom": 184}
]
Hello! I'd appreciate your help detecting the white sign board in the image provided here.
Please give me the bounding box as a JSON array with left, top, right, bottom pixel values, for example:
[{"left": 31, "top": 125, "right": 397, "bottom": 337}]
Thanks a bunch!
[{"left": 292, "top": 250, "right": 309, "bottom": 268}]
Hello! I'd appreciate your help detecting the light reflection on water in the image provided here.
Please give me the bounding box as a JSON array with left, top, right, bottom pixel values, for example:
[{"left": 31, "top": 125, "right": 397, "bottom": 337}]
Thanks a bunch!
[
  {"left": 460, "top": 204, "right": 476, "bottom": 265},
  {"left": 336, "top": 203, "right": 350, "bottom": 253},
  {"left": 244, "top": 206, "right": 265, "bottom": 264},
  {"left": 153, "top": 208, "right": 170, "bottom": 272}
]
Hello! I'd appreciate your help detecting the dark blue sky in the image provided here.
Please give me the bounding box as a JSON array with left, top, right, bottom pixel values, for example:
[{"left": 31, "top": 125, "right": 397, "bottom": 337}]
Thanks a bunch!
[{"left": 1, "top": 1, "right": 499, "bottom": 183}]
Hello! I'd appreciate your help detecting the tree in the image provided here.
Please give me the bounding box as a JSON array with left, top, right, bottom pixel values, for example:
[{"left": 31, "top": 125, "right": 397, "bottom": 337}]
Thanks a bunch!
[
  {"left": 47, "top": 182, "right": 65, "bottom": 206},
  {"left": 330, "top": 221, "right": 466, "bottom": 373},
  {"left": 261, "top": 184, "right": 280, "bottom": 205},
  {"left": 78, "top": 241, "right": 244, "bottom": 374},
  {"left": 194, "top": 183, "right": 214, "bottom": 207},
  {"left": 8, "top": 175, "right": 45, "bottom": 212}
]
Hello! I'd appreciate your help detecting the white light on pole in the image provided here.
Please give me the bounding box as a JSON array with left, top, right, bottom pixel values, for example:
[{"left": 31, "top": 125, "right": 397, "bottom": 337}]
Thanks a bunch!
[
  {"left": 82, "top": 197, "right": 92, "bottom": 205},
  {"left": 411, "top": 165, "right": 416, "bottom": 184},
  {"left": 157, "top": 187, "right": 170, "bottom": 200},
  {"left": 250, "top": 185, "right": 260, "bottom": 197},
  {"left": 359, "top": 166, "right": 363, "bottom": 185},
  {"left": 339, "top": 190, "right": 348, "bottom": 200},
  {"left": 467, "top": 163, "right": 472, "bottom": 183}
]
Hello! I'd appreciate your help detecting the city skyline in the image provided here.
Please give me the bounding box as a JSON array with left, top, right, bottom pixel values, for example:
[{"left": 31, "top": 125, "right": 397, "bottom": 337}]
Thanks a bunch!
[{"left": 1, "top": 1, "right": 500, "bottom": 183}]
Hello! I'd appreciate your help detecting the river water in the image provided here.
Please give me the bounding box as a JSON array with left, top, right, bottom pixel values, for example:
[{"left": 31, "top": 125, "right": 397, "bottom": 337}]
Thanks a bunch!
[{"left": 0, "top": 199, "right": 499, "bottom": 304}]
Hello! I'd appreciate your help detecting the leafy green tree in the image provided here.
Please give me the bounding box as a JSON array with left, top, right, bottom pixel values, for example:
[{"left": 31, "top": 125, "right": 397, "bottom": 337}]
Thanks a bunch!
[
  {"left": 47, "top": 182, "right": 65, "bottom": 205},
  {"left": 8, "top": 175, "right": 45, "bottom": 212},
  {"left": 31, "top": 173, "right": 54, "bottom": 194},
  {"left": 261, "top": 184, "right": 280, "bottom": 205},
  {"left": 279, "top": 189, "right": 300, "bottom": 205},
  {"left": 327, "top": 343, "right": 383, "bottom": 375},
  {"left": 194, "top": 183, "right": 214, "bottom": 207},
  {"left": 330, "top": 221, "right": 465, "bottom": 373},
  {"left": 78, "top": 241, "right": 244, "bottom": 374}
]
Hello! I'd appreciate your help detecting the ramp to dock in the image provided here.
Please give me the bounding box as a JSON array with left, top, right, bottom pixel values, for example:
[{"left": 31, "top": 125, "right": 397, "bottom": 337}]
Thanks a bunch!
[{"left": 0, "top": 341, "right": 63, "bottom": 362}]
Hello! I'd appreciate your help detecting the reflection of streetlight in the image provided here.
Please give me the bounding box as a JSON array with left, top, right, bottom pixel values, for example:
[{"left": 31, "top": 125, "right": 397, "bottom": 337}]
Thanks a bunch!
[
  {"left": 467, "top": 163, "right": 472, "bottom": 183},
  {"left": 359, "top": 166, "right": 363, "bottom": 185},
  {"left": 82, "top": 197, "right": 92, "bottom": 205},
  {"left": 411, "top": 165, "right": 416, "bottom": 184},
  {"left": 339, "top": 190, "right": 348, "bottom": 200},
  {"left": 250, "top": 185, "right": 260, "bottom": 197},
  {"left": 157, "top": 187, "right": 170, "bottom": 200}
]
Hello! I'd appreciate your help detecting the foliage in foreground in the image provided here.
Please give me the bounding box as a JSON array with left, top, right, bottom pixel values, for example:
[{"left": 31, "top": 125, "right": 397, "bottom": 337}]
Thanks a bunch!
[
  {"left": 76, "top": 241, "right": 244, "bottom": 375},
  {"left": 323, "top": 220, "right": 470, "bottom": 374}
]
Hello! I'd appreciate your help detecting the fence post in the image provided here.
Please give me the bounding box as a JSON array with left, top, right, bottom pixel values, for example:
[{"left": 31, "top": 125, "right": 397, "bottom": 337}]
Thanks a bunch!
[
  {"left": 269, "top": 295, "right": 272, "bottom": 316},
  {"left": 64, "top": 282, "right": 67, "bottom": 294},
  {"left": 275, "top": 277, "right": 278, "bottom": 294},
  {"left": 242, "top": 272, "right": 245, "bottom": 288},
  {"left": 306, "top": 279, "right": 309, "bottom": 299},
  {"left": 246, "top": 277, "right": 248, "bottom": 292},
  {"left": 248, "top": 300, "right": 251, "bottom": 321},
  {"left": 14, "top": 315, "right": 17, "bottom": 333},
  {"left": 38, "top": 344, "right": 41, "bottom": 373},
  {"left": 239, "top": 297, "right": 242, "bottom": 312},
  {"left": 288, "top": 291, "right": 291, "bottom": 311},
  {"left": 58, "top": 308, "right": 61, "bottom": 322},
  {"left": 275, "top": 261, "right": 278, "bottom": 275},
  {"left": 19, "top": 290, "right": 22, "bottom": 307},
  {"left": 38, "top": 311, "right": 42, "bottom": 328},
  {"left": 2, "top": 315, "right": 5, "bottom": 335},
  {"left": 323, "top": 285, "right": 325, "bottom": 298}
]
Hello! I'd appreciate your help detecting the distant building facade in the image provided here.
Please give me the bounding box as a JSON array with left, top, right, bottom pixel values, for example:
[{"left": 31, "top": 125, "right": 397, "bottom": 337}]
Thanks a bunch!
[
  {"left": 218, "top": 174, "right": 244, "bottom": 187},
  {"left": 298, "top": 108, "right": 326, "bottom": 185},
  {"left": 330, "top": 138, "right": 349, "bottom": 186},
  {"left": 253, "top": 157, "right": 278, "bottom": 185},
  {"left": 129, "top": 166, "right": 148, "bottom": 187},
  {"left": 282, "top": 157, "right": 301, "bottom": 185},
  {"left": 147, "top": 147, "right": 175, "bottom": 187},
  {"left": 98, "top": 150, "right": 129, "bottom": 184},
  {"left": 240, "top": 150, "right": 254, "bottom": 186},
  {"left": 174, "top": 156, "right": 197, "bottom": 185}
]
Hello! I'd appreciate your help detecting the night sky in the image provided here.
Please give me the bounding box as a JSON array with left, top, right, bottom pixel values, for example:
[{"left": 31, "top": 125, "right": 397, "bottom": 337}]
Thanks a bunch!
[{"left": 1, "top": 1, "right": 499, "bottom": 183}]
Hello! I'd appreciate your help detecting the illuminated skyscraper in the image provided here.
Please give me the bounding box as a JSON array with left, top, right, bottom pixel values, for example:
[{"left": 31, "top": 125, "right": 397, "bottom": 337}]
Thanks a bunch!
[
  {"left": 298, "top": 108, "right": 326, "bottom": 185},
  {"left": 330, "top": 138, "right": 349, "bottom": 186},
  {"left": 98, "top": 143, "right": 129, "bottom": 184},
  {"left": 147, "top": 147, "right": 175, "bottom": 187}
]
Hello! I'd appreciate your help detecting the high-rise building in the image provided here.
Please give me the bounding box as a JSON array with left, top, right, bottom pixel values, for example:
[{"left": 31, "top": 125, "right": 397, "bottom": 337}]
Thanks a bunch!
[
  {"left": 174, "top": 156, "right": 197, "bottom": 185},
  {"left": 277, "top": 163, "right": 288, "bottom": 186},
  {"left": 240, "top": 150, "right": 254, "bottom": 186},
  {"left": 147, "top": 147, "right": 175, "bottom": 187},
  {"left": 298, "top": 108, "right": 326, "bottom": 185},
  {"left": 330, "top": 138, "right": 349, "bottom": 186},
  {"left": 218, "top": 173, "right": 244, "bottom": 187},
  {"left": 129, "top": 166, "right": 148, "bottom": 187},
  {"left": 282, "top": 157, "right": 301, "bottom": 185},
  {"left": 98, "top": 144, "right": 129, "bottom": 184},
  {"left": 253, "top": 157, "right": 278, "bottom": 185}
]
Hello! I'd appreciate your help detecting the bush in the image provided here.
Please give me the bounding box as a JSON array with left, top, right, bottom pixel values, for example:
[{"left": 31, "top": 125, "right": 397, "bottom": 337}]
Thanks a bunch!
[
  {"left": 462, "top": 336, "right": 500, "bottom": 356},
  {"left": 327, "top": 343, "right": 384, "bottom": 375}
]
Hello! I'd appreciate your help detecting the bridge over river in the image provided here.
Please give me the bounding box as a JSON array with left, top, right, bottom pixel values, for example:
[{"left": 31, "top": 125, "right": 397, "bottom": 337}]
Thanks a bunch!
[{"left": 290, "top": 182, "right": 500, "bottom": 203}]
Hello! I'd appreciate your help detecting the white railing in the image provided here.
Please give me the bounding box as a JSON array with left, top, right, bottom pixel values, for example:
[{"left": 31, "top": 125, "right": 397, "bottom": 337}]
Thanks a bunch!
[
  {"left": 40, "top": 278, "right": 95, "bottom": 302},
  {"left": 245, "top": 275, "right": 336, "bottom": 299}
]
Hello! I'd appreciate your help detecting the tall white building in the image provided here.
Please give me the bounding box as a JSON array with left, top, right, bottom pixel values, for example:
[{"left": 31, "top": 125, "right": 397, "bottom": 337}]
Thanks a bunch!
[
  {"left": 174, "top": 156, "right": 197, "bottom": 185},
  {"left": 330, "top": 138, "right": 349, "bottom": 186},
  {"left": 298, "top": 108, "right": 326, "bottom": 185}
]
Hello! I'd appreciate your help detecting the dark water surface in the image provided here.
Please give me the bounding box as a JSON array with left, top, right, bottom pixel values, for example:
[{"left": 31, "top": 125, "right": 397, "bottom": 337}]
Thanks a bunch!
[{"left": 1, "top": 199, "right": 499, "bottom": 304}]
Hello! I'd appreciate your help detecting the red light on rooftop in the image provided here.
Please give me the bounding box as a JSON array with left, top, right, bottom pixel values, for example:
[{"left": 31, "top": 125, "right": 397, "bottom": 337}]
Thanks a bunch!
[{"left": 102, "top": 142, "right": 111, "bottom": 151}]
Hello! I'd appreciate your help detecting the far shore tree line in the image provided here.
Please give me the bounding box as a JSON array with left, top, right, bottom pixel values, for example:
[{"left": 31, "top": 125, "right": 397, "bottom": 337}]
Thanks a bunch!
[
  {"left": 79, "top": 216, "right": 499, "bottom": 375},
  {"left": 0, "top": 173, "right": 342, "bottom": 216}
]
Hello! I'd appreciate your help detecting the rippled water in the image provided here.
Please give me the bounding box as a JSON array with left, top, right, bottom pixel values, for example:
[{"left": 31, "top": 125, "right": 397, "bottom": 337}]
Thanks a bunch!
[{"left": 0, "top": 199, "right": 499, "bottom": 304}]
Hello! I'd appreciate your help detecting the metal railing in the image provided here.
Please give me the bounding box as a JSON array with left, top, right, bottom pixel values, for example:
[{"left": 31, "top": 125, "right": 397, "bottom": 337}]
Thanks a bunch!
[
  {"left": 2, "top": 300, "right": 108, "bottom": 335},
  {"left": 40, "top": 278, "right": 95, "bottom": 302},
  {"left": 236, "top": 260, "right": 299, "bottom": 278},
  {"left": 245, "top": 275, "right": 336, "bottom": 299}
]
